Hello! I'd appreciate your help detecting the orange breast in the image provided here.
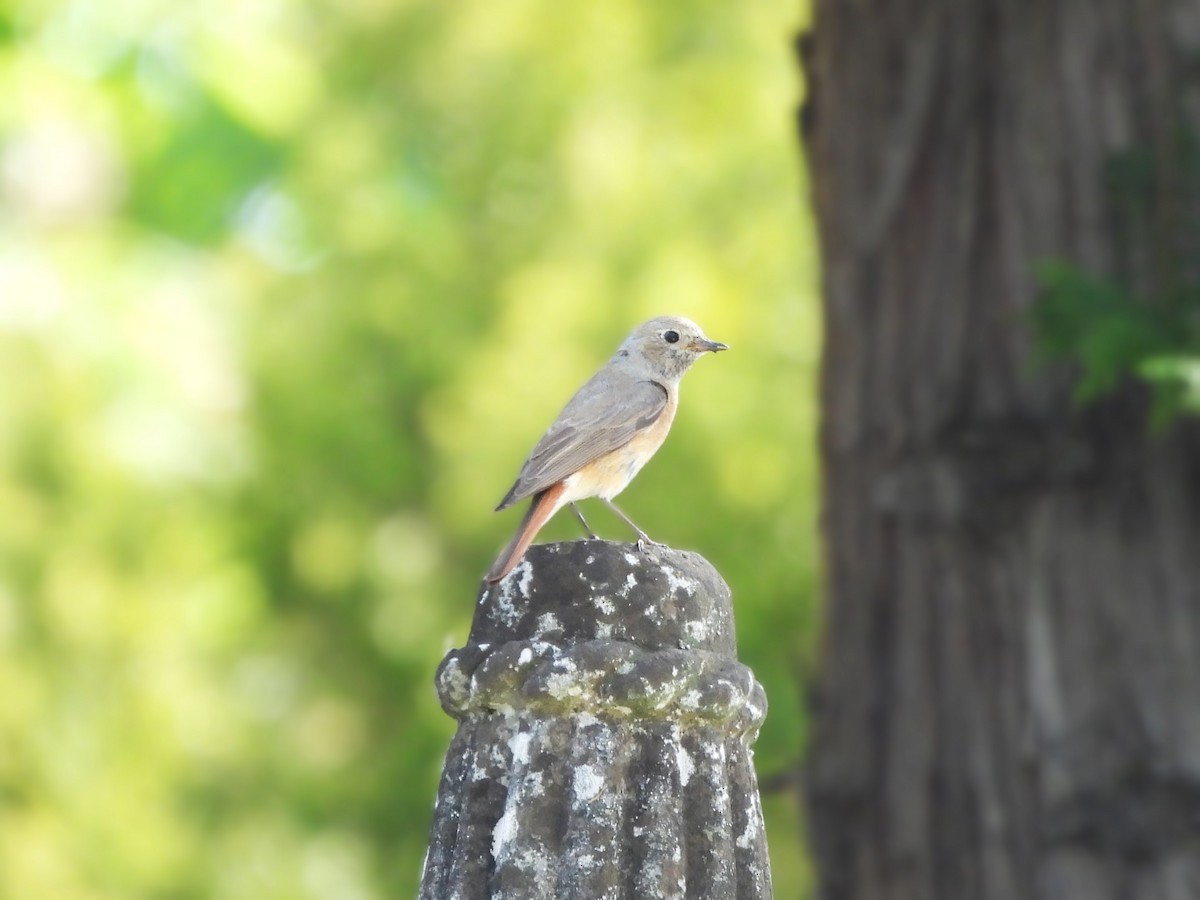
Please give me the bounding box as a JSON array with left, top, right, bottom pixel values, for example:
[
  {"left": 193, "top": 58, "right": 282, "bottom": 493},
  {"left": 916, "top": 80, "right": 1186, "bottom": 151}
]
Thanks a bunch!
[{"left": 561, "top": 389, "right": 678, "bottom": 502}]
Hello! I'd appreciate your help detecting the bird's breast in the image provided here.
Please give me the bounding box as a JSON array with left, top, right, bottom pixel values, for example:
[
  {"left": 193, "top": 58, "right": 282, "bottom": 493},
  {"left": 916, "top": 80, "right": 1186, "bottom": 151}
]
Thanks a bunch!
[{"left": 561, "top": 389, "right": 678, "bottom": 503}]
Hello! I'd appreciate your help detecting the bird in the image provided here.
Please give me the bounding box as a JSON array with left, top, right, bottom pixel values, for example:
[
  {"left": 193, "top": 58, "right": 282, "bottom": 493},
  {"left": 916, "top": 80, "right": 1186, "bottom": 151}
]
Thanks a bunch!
[{"left": 485, "top": 315, "right": 728, "bottom": 584}]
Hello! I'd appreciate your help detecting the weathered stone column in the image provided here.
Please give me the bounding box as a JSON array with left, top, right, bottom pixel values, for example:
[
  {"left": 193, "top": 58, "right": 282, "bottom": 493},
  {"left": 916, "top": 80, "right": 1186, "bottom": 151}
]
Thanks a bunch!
[{"left": 419, "top": 540, "right": 771, "bottom": 900}]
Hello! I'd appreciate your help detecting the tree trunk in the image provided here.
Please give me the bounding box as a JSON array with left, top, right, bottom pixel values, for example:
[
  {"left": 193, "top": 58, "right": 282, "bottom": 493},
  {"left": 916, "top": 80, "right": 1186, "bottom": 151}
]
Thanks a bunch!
[{"left": 801, "top": 2, "right": 1200, "bottom": 899}]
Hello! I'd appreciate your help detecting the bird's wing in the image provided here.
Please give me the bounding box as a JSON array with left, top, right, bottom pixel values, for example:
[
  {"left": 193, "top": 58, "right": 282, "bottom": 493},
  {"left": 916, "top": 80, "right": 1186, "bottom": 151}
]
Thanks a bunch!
[{"left": 495, "top": 374, "right": 668, "bottom": 509}]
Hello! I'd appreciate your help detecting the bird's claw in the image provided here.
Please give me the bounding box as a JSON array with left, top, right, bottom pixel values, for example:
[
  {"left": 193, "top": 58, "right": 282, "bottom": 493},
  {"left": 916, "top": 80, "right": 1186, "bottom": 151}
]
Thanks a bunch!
[{"left": 635, "top": 536, "right": 664, "bottom": 553}]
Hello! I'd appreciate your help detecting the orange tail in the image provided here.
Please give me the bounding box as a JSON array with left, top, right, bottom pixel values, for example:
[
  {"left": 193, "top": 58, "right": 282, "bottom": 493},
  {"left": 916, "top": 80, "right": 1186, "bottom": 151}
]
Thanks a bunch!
[{"left": 485, "top": 482, "right": 566, "bottom": 583}]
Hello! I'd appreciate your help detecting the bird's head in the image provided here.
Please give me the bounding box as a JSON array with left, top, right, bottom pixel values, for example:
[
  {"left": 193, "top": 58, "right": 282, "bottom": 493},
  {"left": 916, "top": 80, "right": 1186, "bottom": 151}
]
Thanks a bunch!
[{"left": 615, "top": 316, "right": 728, "bottom": 381}]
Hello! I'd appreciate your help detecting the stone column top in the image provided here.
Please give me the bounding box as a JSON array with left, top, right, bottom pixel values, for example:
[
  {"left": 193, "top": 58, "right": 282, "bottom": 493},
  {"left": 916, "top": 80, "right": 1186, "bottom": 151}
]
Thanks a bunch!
[
  {"left": 468, "top": 540, "right": 736, "bottom": 654},
  {"left": 436, "top": 541, "right": 765, "bottom": 737},
  {"left": 420, "top": 540, "right": 773, "bottom": 900}
]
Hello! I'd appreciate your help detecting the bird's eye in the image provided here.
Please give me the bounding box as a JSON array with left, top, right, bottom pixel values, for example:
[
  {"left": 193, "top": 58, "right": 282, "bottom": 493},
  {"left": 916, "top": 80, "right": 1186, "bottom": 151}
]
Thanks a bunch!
[{"left": 664, "top": 330, "right": 680, "bottom": 344}]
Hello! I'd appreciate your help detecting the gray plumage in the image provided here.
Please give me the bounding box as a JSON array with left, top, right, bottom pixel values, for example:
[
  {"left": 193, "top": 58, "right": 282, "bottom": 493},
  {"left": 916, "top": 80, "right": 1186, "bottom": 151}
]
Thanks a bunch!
[{"left": 495, "top": 316, "right": 725, "bottom": 510}]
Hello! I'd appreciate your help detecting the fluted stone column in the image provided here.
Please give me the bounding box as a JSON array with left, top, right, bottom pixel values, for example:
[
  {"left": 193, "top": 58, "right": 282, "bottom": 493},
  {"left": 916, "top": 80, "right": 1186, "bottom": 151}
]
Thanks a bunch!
[{"left": 419, "top": 540, "right": 771, "bottom": 900}]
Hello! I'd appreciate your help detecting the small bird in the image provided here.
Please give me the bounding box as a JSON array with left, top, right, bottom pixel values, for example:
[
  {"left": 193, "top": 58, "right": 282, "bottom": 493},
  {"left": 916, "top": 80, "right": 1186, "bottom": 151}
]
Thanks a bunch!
[{"left": 486, "top": 316, "right": 728, "bottom": 583}]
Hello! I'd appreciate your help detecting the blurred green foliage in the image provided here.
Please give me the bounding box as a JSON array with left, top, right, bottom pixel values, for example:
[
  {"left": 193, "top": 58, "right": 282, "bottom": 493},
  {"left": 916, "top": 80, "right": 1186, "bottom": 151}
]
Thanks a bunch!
[
  {"left": 1033, "top": 262, "right": 1200, "bottom": 424},
  {"left": 0, "top": 0, "right": 817, "bottom": 896},
  {"left": 1032, "top": 127, "right": 1200, "bottom": 426}
]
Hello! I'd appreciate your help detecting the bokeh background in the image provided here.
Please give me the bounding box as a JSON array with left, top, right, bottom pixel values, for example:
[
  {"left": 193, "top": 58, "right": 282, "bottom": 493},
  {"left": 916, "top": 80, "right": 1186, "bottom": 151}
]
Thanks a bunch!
[{"left": 0, "top": 0, "right": 817, "bottom": 896}]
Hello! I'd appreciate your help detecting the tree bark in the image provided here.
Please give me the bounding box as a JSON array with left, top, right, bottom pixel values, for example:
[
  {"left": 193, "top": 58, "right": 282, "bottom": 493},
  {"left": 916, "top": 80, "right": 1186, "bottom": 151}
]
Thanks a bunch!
[{"left": 801, "top": 2, "right": 1200, "bottom": 899}]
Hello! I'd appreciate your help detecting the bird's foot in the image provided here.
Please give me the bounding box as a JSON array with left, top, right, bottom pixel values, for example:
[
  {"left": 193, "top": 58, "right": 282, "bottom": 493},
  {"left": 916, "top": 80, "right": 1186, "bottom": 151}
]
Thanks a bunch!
[{"left": 635, "top": 535, "right": 665, "bottom": 554}]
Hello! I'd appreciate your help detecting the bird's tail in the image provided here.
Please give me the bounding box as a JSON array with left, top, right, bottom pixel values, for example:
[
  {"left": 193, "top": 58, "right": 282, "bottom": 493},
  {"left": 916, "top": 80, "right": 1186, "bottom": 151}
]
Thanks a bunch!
[{"left": 485, "top": 482, "right": 566, "bottom": 584}]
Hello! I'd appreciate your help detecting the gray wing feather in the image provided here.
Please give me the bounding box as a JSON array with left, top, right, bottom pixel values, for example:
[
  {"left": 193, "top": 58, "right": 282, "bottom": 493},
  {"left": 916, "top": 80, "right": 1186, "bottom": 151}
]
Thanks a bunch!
[{"left": 496, "top": 374, "right": 667, "bottom": 509}]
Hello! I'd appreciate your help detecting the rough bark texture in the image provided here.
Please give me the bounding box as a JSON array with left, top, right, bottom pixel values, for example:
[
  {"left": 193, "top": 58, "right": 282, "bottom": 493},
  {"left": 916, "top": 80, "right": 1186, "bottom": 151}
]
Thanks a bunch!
[
  {"left": 419, "top": 540, "right": 771, "bottom": 900},
  {"left": 802, "top": 2, "right": 1200, "bottom": 900}
]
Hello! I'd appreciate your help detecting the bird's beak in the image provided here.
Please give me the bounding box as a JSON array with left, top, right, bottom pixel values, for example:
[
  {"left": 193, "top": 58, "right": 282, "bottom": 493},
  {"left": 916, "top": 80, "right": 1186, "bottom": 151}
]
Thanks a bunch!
[{"left": 690, "top": 338, "right": 729, "bottom": 353}]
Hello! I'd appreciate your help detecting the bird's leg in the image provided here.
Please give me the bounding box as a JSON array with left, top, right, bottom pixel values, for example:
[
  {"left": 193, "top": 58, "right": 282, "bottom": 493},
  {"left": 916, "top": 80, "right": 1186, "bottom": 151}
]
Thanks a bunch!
[
  {"left": 569, "top": 502, "right": 599, "bottom": 539},
  {"left": 603, "top": 499, "right": 663, "bottom": 552}
]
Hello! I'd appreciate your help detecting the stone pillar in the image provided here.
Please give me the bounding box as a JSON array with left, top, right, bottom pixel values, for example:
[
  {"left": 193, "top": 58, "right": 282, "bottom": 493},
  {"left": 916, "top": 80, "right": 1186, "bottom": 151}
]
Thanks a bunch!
[{"left": 419, "top": 540, "right": 771, "bottom": 900}]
